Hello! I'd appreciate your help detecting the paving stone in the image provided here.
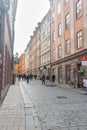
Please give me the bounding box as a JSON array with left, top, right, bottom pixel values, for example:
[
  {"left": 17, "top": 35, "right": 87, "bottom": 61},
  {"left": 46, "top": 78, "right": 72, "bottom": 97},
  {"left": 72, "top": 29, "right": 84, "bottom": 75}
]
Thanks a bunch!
[
  {"left": 20, "top": 80, "right": 87, "bottom": 130},
  {"left": 0, "top": 85, "right": 25, "bottom": 130}
]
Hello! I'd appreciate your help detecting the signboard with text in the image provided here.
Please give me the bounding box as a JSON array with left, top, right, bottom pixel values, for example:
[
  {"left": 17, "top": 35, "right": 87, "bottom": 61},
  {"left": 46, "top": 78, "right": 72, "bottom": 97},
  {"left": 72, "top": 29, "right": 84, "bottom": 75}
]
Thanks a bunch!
[
  {"left": 82, "top": 61, "right": 87, "bottom": 66},
  {"left": 81, "top": 55, "right": 87, "bottom": 66},
  {"left": 80, "top": 56, "right": 87, "bottom": 61}
]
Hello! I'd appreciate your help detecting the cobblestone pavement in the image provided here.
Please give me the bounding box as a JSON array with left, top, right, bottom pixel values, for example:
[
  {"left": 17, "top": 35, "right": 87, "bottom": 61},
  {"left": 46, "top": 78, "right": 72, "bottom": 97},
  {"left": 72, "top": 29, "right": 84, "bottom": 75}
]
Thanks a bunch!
[
  {"left": 20, "top": 80, "right": 87, "bottom": 130},
  {"left": 0, "top": 84, "right": 25, "bottom": 130}
]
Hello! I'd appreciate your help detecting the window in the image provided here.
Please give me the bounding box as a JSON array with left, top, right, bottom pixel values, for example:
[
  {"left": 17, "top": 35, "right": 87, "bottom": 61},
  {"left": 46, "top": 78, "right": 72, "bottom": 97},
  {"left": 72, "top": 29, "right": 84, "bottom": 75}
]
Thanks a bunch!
[
  {"left": 52, "top": 0, "right": 55, "bottom": 6},
  {"left": 58, "top": 67, "right": 62, "bottom": 83},
  {"left": 77, "top": 30, "right": 82, "bottom": 49},
  {"left": 52, "top": 13, "right": 55, "bottom": 23},
  {"left": 52, "top": 49, "right": 55, "bottom": 59},
  {"left": 65, "top": 0, "right": 69, "bottom": 4},
  {"left": 58, "top": 3, "right": 61, "bottom": 15},
  {"left": 47, "top": 52, "right": 50, "bottom": 62},
  {"left": 58, "top": 23, "right": 61, "bottom": 36},
  {"left": 65, "top": 13, "right": 70, "bottom": 29},
  {"left": 48, "top": 14, "right": 50, "bottom": 22},
  {"left": 52, "top": 31, "right": 55, "bottom": 42},
  {"left": 76, "top": 0, "right": 82, "bottom": 19},
  {"left": 66, "top": 40, "right": 70, "bottom": 54},
  {"left": 58, "top": 45, "right": 62, "bottom": 58},
  {"left": 45, "top": 30, "right": 47, "bottom": 36},
  {"left": 48, "top": 26, "right": 50, "bottom": 33}
]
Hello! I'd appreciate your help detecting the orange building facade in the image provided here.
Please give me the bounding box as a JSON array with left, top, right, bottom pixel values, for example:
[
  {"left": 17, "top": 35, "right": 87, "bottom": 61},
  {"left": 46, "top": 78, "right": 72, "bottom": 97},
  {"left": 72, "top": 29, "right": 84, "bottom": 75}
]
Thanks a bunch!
[
  {"left": 13, "top": 64, "right": 19, "bottom": 75},
  {"left": 24, "top": 0, "right": 87, "bottom": 87},
  {"left": 19, "top": 54, "right": 25, "bottom": 75},
  {"left": 50, "top": 0, "right": 87, "bottom": 87}
]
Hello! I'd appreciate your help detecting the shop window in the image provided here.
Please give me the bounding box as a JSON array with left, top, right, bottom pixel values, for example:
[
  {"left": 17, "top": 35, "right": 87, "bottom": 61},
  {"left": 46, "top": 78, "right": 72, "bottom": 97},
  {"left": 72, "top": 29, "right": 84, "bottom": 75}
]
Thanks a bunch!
[
  {"left": 66, "top": 65, "right": 71, "bottom": 83},
  {"left": 58, "top": 67, "right": 62, "bottom": 83}
]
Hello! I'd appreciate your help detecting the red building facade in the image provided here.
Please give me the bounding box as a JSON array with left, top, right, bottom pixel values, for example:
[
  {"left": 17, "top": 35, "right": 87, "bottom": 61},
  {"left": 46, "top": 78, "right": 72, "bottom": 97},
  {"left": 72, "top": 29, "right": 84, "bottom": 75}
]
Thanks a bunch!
[{"left": 0, "top": 0, "right": 18, "bottom": 102}]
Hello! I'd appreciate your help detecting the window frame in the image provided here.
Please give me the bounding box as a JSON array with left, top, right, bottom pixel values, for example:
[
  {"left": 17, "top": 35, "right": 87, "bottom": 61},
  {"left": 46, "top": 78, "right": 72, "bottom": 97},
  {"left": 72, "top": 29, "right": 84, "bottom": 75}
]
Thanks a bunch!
[
  {"left": 65, "top": 13, "right": 70, "bottom": 29},
  {"left": 65, "top": 0, "right": 69, "bottom": 4},
  {"left": 76, "top": 0, "right": 82, "bottom": 19},
  {"left": 52, "top": 31, "right": 55, "bottom": 42},
  {"left": 76, "top": 30, "right": 82, "bottom": 49},
  {"left": 58, "top": 45, "right": 62, "bottom": 58},
  {"left": 58, "top": 3, "right": 61, "bottom": 15},
  {"left": 58, "top": 23, "right": 61, "bottom": 36},
  {"left": 66, "top": 39, "right": 70, "bottom": 54}
]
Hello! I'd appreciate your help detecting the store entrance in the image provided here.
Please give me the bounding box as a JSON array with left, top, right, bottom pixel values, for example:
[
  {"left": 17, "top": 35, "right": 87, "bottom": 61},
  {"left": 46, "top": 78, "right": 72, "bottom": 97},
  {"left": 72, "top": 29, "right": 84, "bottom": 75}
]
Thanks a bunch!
[{"left": 66, "top": 65, "right": 71, "bottom": 84}]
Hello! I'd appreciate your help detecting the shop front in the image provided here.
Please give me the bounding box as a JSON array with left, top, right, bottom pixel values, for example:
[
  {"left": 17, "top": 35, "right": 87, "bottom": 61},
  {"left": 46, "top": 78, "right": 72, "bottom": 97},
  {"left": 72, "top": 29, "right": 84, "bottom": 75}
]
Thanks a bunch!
[
  {"left": 57, "top": 54, "right": 87, "bottom": 88},
  {"left": 58, "top": 66, "right": 62, "bottom": 83}
]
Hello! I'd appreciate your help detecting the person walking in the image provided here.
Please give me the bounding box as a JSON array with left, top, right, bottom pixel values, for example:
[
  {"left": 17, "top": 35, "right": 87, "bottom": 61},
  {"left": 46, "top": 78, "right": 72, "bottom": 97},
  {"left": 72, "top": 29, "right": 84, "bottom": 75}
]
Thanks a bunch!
[
  {"left": 52, "top": 74, "right": 56, "bottom": 82},
  {"left": 42, "top": 75, "right": 45, "bottom": 85},
  {"left": 26, "top": 74, "right": 30, "bottom": 83}
]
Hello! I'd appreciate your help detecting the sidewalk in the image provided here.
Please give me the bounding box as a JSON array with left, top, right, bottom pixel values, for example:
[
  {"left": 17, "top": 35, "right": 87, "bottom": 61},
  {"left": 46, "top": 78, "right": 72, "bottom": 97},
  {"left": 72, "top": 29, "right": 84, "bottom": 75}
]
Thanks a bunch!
[
  {"left": 42, "top": 79, "right": 87, "bottom": 94},
  {"left": 0, "top": 80, "right": 86, "bottom": 130},
  {"left": 0, "top": 83, "right": 25, "bottom": 130},
  {"left": 55, "top": 82, "right": 87, "bottom": 95}
]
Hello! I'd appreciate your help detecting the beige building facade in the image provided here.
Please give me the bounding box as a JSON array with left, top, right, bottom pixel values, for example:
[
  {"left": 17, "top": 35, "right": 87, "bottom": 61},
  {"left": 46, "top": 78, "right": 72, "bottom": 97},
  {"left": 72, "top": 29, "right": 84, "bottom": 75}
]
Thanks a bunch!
[
  {"left": 29, "top": 24, "right": 40, "bottom": 78},
  {"left": 25, "top": 45, "right": 29, "bottom": 74},
  {"left": 40, "top": 10, "right": 51, "bottom": 79}
]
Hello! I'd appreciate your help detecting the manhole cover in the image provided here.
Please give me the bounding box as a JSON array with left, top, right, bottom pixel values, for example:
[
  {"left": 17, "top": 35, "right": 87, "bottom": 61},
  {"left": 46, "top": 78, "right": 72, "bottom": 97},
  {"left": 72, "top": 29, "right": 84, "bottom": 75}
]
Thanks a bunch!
[{"left": 56, "top": 96, "right": 67, "bottom": 99}]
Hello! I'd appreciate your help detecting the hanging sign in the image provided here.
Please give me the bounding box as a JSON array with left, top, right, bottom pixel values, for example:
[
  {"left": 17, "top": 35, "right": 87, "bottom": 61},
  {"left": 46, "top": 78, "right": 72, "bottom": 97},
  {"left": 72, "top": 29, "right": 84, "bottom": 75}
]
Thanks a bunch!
[
  {"left": 80, "top": 56, "right": 87, "bottom": 66},
  {"left": 80, "top": 56, "right": 87, "bottom": 61},
  {"left": 82, "top": 61, "right": 87, "bottom": 66}
]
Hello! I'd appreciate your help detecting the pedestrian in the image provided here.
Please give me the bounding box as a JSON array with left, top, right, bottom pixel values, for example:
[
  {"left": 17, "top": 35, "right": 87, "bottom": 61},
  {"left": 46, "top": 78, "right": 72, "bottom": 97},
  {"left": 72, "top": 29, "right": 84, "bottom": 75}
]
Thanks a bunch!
[
  {"left": 52, "top": 74, "right": 55, "bottom": 82},
  {"left": 45, "top": 75, "right": 49, "bottom": 85},
  {"left": 26, "top": 74, "right": 30, "bottom": 83},
  {"left": 42, "top": 75, "right": 45, "bottom": 85}
]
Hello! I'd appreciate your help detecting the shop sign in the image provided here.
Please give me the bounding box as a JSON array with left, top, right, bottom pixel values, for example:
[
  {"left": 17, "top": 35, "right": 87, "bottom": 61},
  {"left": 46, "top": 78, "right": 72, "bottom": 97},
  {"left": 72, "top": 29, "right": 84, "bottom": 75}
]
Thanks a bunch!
[
  {"left": 73, "top": 68, "right": 77, "bottom": 72},
  {"left": 80, "top": 56, "right": 87, "bottom": 61},
  {"left": 82, "top": 61, "right": 87, "bottom": 66},
  {"left": 80, "top": 67, "right": 84, "bottom": 72}
]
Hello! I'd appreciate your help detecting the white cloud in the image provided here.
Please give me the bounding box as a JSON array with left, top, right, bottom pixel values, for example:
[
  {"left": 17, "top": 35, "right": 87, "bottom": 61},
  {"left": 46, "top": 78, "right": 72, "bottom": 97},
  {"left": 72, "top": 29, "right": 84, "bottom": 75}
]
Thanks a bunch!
[{"left": 14, "top": 0, "right": 50, "bottom": 56}]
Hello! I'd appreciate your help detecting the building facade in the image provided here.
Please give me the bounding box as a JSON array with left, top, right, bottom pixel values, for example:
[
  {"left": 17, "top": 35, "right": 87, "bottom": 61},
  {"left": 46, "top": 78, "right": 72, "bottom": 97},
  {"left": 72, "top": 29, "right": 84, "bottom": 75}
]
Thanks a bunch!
[
  {"left": 25, "top": 46, "right": 29, "bottom": 74},
  {"left": 0, "top": 0, "right": 18, "bottom": 101},
  {"left": 40, "top": 10, "right": 51, "bottom": 79},
  {"left": 13, "top": 63, "right": 19, "bottom": 75},
  {"left": 18, "top": 54, "right": 25, "bottom": 75},
  {"left": 28, "top": 24, "right": 40, "bottom": 78},
  {"left": 50, "top": 0, "right": 87, "bottom": 87}
]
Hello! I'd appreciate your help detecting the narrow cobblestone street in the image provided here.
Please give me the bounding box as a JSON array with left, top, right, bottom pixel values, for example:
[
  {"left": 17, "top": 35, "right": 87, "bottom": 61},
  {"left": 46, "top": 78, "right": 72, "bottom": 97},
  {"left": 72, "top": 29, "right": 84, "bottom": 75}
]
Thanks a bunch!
[{"left": 20, "top": 79, "right": 87, "bottom": 130}]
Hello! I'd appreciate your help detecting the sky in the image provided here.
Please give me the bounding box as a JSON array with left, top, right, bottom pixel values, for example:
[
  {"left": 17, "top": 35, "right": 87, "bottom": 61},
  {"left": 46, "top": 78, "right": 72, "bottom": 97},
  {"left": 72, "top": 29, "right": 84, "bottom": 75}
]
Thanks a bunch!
[{"left": 14, "top": 0, "right": 50, "bottom": 56}]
